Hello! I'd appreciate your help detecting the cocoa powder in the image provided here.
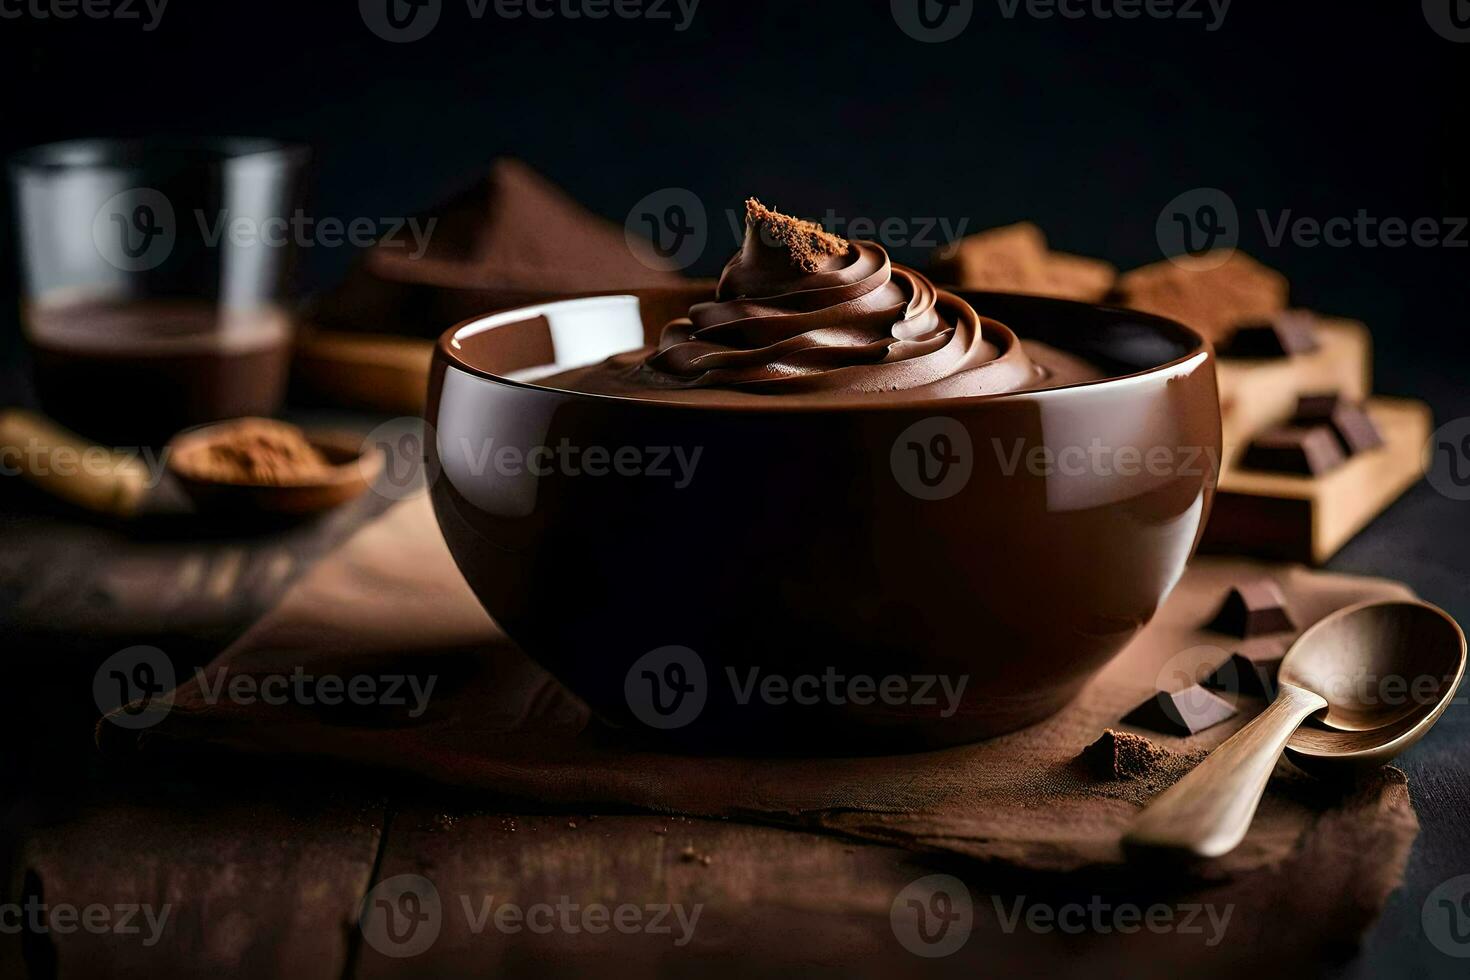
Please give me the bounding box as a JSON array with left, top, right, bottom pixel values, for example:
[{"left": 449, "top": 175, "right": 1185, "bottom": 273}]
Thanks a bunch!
[{"left": 172, "top": 419, "right": 333, "bottom": 486}]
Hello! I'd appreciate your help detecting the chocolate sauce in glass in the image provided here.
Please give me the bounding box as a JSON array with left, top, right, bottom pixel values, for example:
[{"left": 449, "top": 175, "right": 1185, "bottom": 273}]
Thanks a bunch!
[{"left": 25, "top": 298, "right": 292, "bottom": 445}]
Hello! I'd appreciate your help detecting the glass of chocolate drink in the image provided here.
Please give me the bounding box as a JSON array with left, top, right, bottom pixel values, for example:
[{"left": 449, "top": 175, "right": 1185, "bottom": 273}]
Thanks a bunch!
[{"left": 8, "top": 138, "right": 309, "bottom": 445}]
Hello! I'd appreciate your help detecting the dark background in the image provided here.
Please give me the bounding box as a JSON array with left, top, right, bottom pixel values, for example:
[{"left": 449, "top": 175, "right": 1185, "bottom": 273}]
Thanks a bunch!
[
  {"left": 2, "top": 1, "right": 1466, "bottom": 385},
  {"left": 1, "top": 2, "right": 1467, "bottom": 977}
]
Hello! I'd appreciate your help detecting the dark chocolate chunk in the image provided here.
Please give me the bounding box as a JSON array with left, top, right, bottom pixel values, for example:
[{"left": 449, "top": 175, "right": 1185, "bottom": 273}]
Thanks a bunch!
[
  {"left": 1208, "top": 579, "right": 1297, "bottom": 637},
  {"left": 1219, "top": 311, "right": 1320, "bottom": 358},
  {"left": 1123, "top": 686, "right": 1239, "bottom": 736},
  {"left": 1293, "top": 393, "right": 1384, "bottom": 456},
  {"left": 1241, "top": 425, "right": 1347, "bottom": 476},
  {"left": 1202, "top": 652, "right": 1282, "bottom": 699},
  {"left": 1329, "top": 404, "right": 1385, "bottom": 455},
  {"left": 1294, "top": 392, "right": 1342, "bottom": 422}
]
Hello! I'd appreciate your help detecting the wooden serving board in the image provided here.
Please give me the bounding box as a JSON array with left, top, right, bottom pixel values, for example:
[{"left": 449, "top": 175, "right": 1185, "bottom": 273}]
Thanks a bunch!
[
  {"left": 1216, "top": 317, "right": 1372, "bottom": 479},
  {"left": 293, "top": 331, "right": 436, "bottom": 415},
  {"left": 1203, "top": 398, "right": 1431, "bottom": 564}
]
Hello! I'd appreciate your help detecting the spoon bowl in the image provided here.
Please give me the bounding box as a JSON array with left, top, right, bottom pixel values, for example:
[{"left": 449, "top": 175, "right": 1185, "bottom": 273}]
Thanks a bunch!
[
  {"left": 1285, "top": 600, "right": 1466, "bottom": 776},
  {"left": 1281, "top": 599, "right": 1466, "bottom": 734}
]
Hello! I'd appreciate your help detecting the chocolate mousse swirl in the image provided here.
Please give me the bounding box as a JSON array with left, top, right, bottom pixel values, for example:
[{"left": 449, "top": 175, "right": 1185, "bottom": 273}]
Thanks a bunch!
[{"left": 641, "top": 199, "right": 1028, "bottom": 395}]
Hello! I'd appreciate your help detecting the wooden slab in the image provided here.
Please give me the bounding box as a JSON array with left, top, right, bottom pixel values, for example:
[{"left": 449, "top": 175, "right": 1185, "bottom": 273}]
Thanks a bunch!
[
  {"left": 1, "top": 787, "right": 383, "bottom": 979},
  {"left": 1203, "top": 398, "right": 1431, "bottom": 564},
  {"left": 1216, "top": 317, "right": 1372, "bottom": 478},
  {"left": 292, "top": 331, "right": 435, "bottom": 415},
  {"left": 351, "top": 811, "right": 925, "bottom": 979}
]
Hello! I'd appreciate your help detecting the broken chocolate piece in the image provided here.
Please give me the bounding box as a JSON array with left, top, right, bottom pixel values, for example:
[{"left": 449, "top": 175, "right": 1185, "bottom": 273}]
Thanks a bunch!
[
  {"left": 1208, "top": 579, "right": 1298, "bottom": 637},
  {"left": 1123, "top": 686, "right": 1239, "bottom": 737},
  {"left": 1219, "top": 311, "right": 1320, "bottom": 358},
  {"left": 1293, "top": 393, "right": 1385, "bottom": 456},
  {"left": 1111, "top": 251, "right": 1289, "bottom": 344},
  {"left": 930, "top": 222, "right": 1116, "bottom": 303},
  {"left": 1202, "top": 652, "right": 1282, "bottom": 699},
  {"left": 1294, "top": 392, "right": 1343, "bottom": 422},
  {"left": 1078, "top": 729, "right": 1173, "bottom": 780},
  {"left": 1241, "top": 425, "right": 1347, "bottom": 476}
]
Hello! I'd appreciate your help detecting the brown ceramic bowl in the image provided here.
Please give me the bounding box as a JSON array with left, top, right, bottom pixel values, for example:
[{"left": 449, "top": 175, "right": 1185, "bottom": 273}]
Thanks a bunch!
[{"left": 428, "top": 290, "right": 1220, "bottom": 752}]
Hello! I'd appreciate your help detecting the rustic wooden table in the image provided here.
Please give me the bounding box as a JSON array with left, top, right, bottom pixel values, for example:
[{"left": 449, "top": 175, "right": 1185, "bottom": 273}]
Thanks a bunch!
[{"left": 3, "top": 394, "right": 1468, "bottom": 979}]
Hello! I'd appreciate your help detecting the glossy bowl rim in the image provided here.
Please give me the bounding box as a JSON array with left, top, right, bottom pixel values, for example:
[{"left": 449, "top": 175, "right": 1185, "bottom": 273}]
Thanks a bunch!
[{"left": 434, "top": 289, "right": 1214, "bottom": 415}]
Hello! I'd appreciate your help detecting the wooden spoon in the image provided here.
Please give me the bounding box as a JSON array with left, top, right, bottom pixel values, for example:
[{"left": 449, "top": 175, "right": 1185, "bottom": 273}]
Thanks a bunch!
[
  {"left": 1125, "top": 600, "right": 1466, "bottom": 858},
  {"left": 167, "top": 419, "right": 382, "bottom": 519}
]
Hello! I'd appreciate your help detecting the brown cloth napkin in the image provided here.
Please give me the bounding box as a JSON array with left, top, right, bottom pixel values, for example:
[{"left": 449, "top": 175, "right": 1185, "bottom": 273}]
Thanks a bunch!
[
  {"left": 310, "top": 159, "right": 687, "bottom": 338},
  {"left": 100, "top": 494, "right": 1419, "bottom": 956}
]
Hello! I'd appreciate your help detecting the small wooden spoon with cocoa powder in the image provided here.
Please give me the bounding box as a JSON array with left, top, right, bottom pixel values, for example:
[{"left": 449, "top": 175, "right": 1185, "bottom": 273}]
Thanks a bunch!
[
  {"left": 167, "top": 417, "right": 383, "bottom": 519},
  {"left": 0, "top": 410, "right": 382, "bottom": 521}
]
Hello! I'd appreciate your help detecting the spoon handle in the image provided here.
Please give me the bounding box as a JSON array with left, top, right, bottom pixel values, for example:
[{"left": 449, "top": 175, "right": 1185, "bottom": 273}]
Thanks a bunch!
[{"left": 1124, "top": 683, "right": 1328, "bottom": 858}]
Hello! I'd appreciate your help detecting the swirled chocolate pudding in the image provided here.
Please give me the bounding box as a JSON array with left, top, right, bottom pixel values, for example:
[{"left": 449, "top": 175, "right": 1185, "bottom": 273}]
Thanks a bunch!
[{"left": 537, "top": 199, "right": 1105, "bottom": 404}]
